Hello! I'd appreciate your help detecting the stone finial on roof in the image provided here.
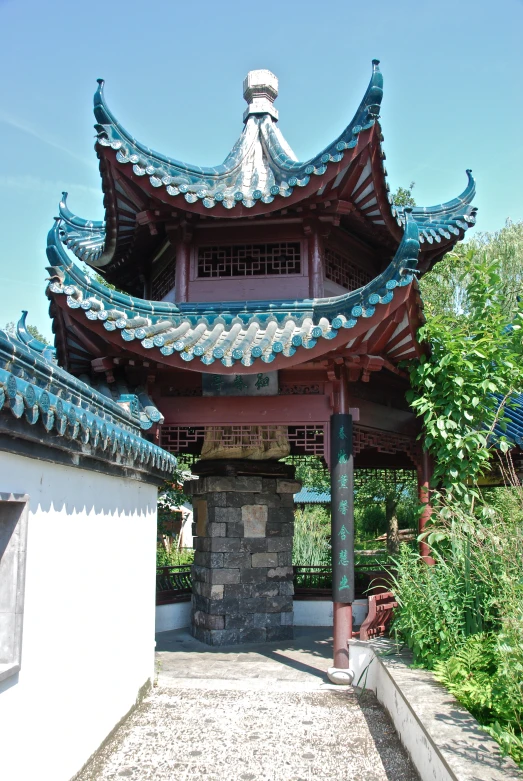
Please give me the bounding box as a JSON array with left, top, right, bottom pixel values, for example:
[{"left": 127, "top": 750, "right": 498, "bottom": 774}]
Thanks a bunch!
[{"left": 243, "top": 69, "right": 278, "bottom": 122}]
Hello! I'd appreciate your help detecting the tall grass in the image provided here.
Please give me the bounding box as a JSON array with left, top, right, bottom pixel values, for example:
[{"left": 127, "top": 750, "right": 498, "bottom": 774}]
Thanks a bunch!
[
  {"left": 292, "top": 506, "right": 331, "bottom": 566},
  {"left": 390, "top": 479, "right": 523, "bottom": 766},
  {"left": 156, "top": 538, "right": 194, "bottom": 567}
]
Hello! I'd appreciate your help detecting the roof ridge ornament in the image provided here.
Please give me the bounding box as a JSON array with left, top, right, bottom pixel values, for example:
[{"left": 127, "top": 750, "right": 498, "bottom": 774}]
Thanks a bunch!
[{"left": 243, "top": 69, "right": 278, "bottom": 123}]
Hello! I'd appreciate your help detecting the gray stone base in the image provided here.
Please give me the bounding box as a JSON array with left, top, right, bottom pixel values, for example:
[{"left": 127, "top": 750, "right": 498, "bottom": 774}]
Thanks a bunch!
[{"left": 186, "top": 463, "right": 300, "bottom": 646}]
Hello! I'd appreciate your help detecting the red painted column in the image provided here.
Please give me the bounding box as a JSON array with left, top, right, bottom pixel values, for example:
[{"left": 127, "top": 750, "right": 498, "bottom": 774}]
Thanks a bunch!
[
  {"left": 175, "top": 240, "right": 190, "bottom": 303},
  {"left": 418, "top": 450, "right": 435, "bottom": 565},
  {"left": 332, "top": 365, "right": 353, "bottom": 669},
  {"left": 308, "top": 231, "right": 325, "bottom": 299}
]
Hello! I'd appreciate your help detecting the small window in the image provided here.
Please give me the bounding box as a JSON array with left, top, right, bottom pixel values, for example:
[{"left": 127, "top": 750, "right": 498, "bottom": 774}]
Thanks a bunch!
[
  {"left": 0, "top": 494, "right": 29, "bottom": 684},
  {"left": 152, "top": 263, "right": 176, "bottom": 301},
  {"left": 197, "top": 243, "right": 301, "bottom": 278},
  {"left": 325, "top": 246, "right": 372, "bottom": 291}
]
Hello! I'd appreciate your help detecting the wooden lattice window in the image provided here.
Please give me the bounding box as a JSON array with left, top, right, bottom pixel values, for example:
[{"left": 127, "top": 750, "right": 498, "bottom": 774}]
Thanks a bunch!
[
  {"left": 159, "top": 424, "right": 326, "bottom": 457},
  {"left": 197, "top": 243, "right": 301, "bottom": 278},
  {"left": 287, "top": 425, "right": 325, "bottom": 455},
  {"left": 353, "top": 426, "right": 420, "bottom": 467},
  {"left": 152, "top": 263, "right": 176, "bottom": 300},
  {"left": 325, "top": 247, "right": 372, "bottom": 291},
  {"left": 160, "top": 426, "right": 204, "bottom": 453}
]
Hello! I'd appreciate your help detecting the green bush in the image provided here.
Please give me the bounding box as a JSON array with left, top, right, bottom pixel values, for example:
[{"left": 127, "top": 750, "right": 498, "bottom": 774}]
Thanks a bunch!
[
  {"left": 434, "top": 628, "right": 523, "bottom": 766},
  {"left": 389, "top": 543, "right": 490, "bottom": 666},
  {"left": 390, "top": 494, "right": 523, "bottom": 766}
]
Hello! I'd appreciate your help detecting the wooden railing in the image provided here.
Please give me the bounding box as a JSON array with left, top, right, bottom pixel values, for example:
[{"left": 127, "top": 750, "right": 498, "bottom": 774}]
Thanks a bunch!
[
  {"left": 357, "top": 592, "right": 398, "bottom": 640},
  {"left": 155, "top": 561, "right": 395, "bottom": 628},
  {"left": 293, "top": 565, "right": 332, "bottom": 597},
  {"left": 292, "top": 562, "right": 390, "bottom": 600},
  {"left": 156, "top": 565, "right": 192, "bottom": 605}
]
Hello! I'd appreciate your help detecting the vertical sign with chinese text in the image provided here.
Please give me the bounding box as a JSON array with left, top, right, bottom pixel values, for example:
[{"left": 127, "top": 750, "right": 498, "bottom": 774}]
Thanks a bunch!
[{"left": 330, "top": 413, "right": 354, "bottom": 602}]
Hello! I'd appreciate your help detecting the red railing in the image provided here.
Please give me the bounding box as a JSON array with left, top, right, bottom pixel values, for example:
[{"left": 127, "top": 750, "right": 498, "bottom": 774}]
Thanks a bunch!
[{"left": 356, "top": 592, "right": 398, "bottom": 640}]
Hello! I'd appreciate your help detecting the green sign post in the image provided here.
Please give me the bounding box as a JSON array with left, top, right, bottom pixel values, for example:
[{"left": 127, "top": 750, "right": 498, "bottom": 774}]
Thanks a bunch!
[{"left": 330, "top": 413, "right": 354, "bottom": 603}]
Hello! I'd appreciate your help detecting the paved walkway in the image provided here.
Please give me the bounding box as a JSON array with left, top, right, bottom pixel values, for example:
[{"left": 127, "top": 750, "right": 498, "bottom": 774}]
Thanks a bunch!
[{"left": 77, "top": 628, "right": 419, "bottom": 780}]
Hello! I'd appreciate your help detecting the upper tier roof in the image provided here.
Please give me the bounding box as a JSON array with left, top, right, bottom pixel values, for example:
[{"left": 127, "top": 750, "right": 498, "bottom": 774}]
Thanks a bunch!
[
  {"left": 93, "top": 64, "right": 382, "bottom": 212},
  {"left": 56, "top": 61, "right": 477, "bottom": 280}
]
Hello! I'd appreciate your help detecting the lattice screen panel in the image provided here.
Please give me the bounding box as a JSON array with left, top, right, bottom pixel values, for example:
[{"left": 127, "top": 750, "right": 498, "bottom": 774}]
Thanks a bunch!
[
  {"left": 160, "top": 426, "right": 204, "bottom": 453},
  {"left": 279, "top": 383, "right": 323, "bottom": 395},
  {"left": 325, "top": 247, "right": 372, "bottom": 291},
  {"left": 197, "top": 243, "right": 301, "bottom": 278},
  {"left": 353, "top": 427, "right": 420, "bottom": 466},
  {"left": 287, "top": 425, "right": 326, "bottom": 455},
  {"left": 152, "top": 262, "right": 176, "bottom": 301},
  {"left": 160, "top": 424, "right": 326, "bottom": 457}
]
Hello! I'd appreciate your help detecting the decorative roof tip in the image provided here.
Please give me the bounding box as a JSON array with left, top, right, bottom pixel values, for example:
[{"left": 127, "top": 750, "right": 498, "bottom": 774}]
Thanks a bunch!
[
  {"left": 372, "top": 59, "right": 381, "bottom": 69},
  {"left": 16, "top": 310, "right": 56, "bottom": 363},
  {"left": 243, "top": 69, "right": 278, "bottom": 123}
]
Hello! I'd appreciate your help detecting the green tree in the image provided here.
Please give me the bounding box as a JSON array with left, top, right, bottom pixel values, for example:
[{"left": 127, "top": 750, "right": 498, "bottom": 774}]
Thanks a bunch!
[
  {"left": 3, "top": 321, "right": 50, "bottom": 345},
  {"left": 408, "top": 250, "right": 523, "bottom": 505},
  {"left": 355, "top": 470, "right": 417, "bottom": 554},
  {"left": 420, "top": 220, "right": 523, "bottom": 321},
  {"left": 391, "top": 181, "right": 416, "bottom": 207},
  {"left": 283, "top": 455, "right": 330, "bottom": 493}
]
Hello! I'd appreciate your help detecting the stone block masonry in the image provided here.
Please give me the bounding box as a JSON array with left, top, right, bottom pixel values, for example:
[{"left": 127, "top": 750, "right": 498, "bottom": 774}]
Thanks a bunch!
[{"left": 186, "top": 463, "right": 301, "bottom": 646}]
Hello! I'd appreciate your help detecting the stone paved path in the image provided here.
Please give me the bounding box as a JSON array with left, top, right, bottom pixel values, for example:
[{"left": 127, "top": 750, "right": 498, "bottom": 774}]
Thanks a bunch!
[{"left": 77, "top": 629, "right": 419, "bottom": 781}]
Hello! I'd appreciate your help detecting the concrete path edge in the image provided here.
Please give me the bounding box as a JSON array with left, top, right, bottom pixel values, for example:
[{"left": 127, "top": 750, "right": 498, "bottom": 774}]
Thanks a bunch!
[{"left": 348, "top": 639, "right": 523, "bottom": 781}]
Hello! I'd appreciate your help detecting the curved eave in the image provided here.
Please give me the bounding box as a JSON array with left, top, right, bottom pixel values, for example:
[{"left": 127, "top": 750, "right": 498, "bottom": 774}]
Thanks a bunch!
[
  {"left": 59, "top": 60, "right": 476, "bottom": 272},
  {"left": 47, "top": 212, "right": 421, "bottom": 371},
  {"left": 92, "top": 62, "right": 383, "bottom": 218},
  {"left": 321, "top": 132, "right": 477, "bottom": 255},
  {"left": 395, "top": 170, "right": 477, "bottom": 251}
]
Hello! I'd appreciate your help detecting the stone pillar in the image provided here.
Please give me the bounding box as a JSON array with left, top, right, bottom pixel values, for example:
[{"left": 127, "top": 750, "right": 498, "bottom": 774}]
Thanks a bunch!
[{"left": 185, "top": 461, "right": 300, "bottom": 646}]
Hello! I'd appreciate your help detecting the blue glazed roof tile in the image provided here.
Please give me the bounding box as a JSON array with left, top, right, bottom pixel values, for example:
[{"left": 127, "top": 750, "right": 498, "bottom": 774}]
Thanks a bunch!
[
  {"left": 46, "top": 211, "right": 421, "bottom": 368},
  {"left": 496, "top": 393, "right": 523, "bottom": 447},
  {"left": 0, "top": 324, "right": 175, "bottom": 474},
  {"left": 294, "top": 488, "right": 331, "bottom": 504}
]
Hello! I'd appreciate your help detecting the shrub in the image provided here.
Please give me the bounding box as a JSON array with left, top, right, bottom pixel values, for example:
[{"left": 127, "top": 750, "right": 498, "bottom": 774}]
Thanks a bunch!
[{"left": 390, "top": 491, "right": 523, "bottom": 766}]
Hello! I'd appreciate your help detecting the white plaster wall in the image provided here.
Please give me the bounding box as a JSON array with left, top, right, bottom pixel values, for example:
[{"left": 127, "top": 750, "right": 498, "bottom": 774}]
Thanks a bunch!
[
  {"left": 0, "top": 451, "right": 158, "bottom": 781},
  {"left": 179, "top": 502, "right": 194, "bottom": 548},
  {"left": 293, "top": 599, "right": 368, "bottom": 627},
  {"left": 155, "top": 600, "right": 192, "bottom": 633}
]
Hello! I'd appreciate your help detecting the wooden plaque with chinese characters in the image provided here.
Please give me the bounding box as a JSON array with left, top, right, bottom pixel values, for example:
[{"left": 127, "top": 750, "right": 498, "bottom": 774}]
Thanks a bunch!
[
  {"left": 330, "top": 413, "right": 354, "bottom": 602},
  {"left": 202, "top": 372, "right": 278, "bottom": 396}
]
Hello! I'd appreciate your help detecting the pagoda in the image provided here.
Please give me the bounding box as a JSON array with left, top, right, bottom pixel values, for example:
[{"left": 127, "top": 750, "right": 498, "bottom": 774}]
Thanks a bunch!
[{"left": 44, "top": 61, "right": 476, "bottom": 663}]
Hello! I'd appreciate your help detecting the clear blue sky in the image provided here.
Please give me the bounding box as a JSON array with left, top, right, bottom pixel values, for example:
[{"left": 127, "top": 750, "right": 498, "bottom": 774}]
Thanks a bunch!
[{"left": 1, "top": 0, "right": 522, "bottom": 339}]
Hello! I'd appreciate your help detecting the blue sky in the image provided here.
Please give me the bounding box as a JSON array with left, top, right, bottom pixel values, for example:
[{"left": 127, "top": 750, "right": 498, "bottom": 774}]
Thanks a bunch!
[{"left": 1, "top": 0, "right": 522, "bottom": 339}]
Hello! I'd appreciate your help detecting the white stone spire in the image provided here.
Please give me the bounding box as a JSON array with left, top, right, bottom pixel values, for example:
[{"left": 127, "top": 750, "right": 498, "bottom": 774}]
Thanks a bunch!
[{"left": 243, "top": 69, "right": 279, "bottom": 122}]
